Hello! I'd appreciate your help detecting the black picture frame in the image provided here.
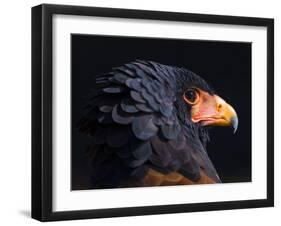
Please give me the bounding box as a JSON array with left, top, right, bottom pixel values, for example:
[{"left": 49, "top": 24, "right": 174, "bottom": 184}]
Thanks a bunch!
[{"left": 32, "top": 4, "right": 274, "bottom": 222}]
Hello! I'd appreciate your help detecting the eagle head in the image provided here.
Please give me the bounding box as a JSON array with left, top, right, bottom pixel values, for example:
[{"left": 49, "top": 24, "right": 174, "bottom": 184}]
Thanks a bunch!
[{"left": 173, "top": 68, "right": 238, "bottom": 135}]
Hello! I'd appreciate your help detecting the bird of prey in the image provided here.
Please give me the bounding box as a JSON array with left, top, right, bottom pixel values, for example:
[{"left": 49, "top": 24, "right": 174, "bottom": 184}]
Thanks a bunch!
[{"left": 78, "top": 60, "right": 238, "bottom": 188}]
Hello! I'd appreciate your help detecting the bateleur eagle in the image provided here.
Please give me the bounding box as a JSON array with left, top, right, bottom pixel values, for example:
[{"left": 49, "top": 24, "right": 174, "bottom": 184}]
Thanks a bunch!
[{"left": 78, "top": 60, "right": 238, "bottom": 188}]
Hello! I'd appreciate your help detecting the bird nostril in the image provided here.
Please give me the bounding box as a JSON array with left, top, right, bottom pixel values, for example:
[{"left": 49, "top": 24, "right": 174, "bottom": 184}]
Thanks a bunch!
[{"left": 217, "top": 104, "right": 222, "bottom": 112}]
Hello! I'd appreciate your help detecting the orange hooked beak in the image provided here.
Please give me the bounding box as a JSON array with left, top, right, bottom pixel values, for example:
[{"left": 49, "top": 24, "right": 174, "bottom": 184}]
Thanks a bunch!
[{"left": 186, "top": 90, "right": 238, "bottom": 133}]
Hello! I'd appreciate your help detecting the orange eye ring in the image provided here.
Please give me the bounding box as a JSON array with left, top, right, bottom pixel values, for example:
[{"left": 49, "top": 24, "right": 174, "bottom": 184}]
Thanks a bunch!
[{"left": 183, "top": 88, "right": 200, "bottom": 105}]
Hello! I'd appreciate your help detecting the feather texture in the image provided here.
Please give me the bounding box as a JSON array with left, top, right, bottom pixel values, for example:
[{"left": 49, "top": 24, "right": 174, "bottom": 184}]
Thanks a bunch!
[{"left": 78, "top": 60, "right": 220, "bottom": 188}]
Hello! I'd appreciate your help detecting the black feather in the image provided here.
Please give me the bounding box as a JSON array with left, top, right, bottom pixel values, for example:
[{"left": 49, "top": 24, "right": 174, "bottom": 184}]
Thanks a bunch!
[
  {"left": 112, "top": 105, "right": 134, "bottom": 125},
  {"left": 135, "top": 103, "right": 154, "bottom": 113},
  {"left": 125, "top": 78, "right": 142, "bottom": 91},
  {"left": 120, "top": 98, "right": 139, "bottom": 113},
  {"left": 132, "top": 114, "right": 158, "bottom": 140},
  {"left": 160, "top": 123, "right": 181, "bottom": 140},
  {"left": 130, "top": 90, "right": 146, "bottom": 103},
  {"left": 132, "top": 141, "right": 152, "bottom": 160},
  {"left": 159, "top": 103, "right": 173, "bottom": 117},
  {"left": 149, "top": 136, "right": 172, "bottom": 167},
  {"left": 103, "top": 86, "right": 126, "bottom": 93},
  {"left": 99, "top": 105, "right": 113, "bottom": 113},
  {"left": 113, "top": 73, "right": 128, "bottom": 83}
]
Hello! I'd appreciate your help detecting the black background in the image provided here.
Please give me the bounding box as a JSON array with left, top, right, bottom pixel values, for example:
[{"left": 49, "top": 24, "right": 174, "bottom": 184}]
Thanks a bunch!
[{"left": 71, "top": 34, "right": 252, "bottom": 190}]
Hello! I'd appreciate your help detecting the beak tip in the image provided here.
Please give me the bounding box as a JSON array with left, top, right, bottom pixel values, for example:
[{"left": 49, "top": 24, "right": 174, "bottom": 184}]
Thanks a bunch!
[{"left": 231, "top": 116, "right": 239, "bottom": 134}]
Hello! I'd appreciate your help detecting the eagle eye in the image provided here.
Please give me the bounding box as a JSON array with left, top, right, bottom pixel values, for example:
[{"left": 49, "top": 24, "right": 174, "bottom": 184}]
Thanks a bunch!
[{"left": 183, "top": 88, "right": 199, "bottom": 105}]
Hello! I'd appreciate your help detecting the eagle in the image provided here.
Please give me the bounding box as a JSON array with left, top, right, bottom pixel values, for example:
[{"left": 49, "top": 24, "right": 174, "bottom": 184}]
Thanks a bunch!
[{"left": 78, "top": 60, "right": 238, "bottom": 188}]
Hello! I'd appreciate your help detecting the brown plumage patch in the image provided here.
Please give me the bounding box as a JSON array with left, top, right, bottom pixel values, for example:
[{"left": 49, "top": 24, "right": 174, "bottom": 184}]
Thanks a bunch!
[{"left": 140, "top": 169, "right": 215, "bottom": 186}]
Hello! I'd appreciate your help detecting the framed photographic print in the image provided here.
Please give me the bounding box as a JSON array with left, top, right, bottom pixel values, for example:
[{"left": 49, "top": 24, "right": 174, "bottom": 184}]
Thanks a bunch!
[{"left": 32, "top": 4, "right": 274, "bottom": 221}]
